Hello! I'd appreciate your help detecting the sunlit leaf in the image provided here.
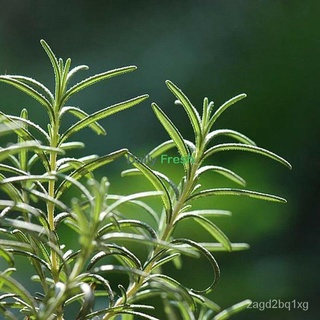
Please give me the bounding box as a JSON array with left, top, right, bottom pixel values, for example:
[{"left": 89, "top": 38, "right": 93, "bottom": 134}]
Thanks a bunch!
[
  {"left": 179, "top": 209, "right": 232, "bottom": 217},
  {"left": 203, "top": 143, "right": 292, "bottom": 169},
  {"left": 98, "top": 219, "right": 157, "bottom": 240},
  {"left": 188, "top": 188, "right": 287, "bottom": 203},
  {"left": 60, "top": 106, "right": 105, "bottom": 135},
  {"left": 123, "top": 153, "right": 172, "bottom": 221},
  {"left": 147, "top": 273, "right": 196, "bottom": 311},
  {"left": 99, "top": 233, "right": 199, "bottom": 258},
  {"left": 0, "top": 111, "right": 50, "bottom": 142},
  {"left": 55, "top": 149, "right": 127, "bottom": 199},
  {"left": 152, "top": 102, "right": 190, "bottom": 173},
  {"left": 0, "top": 248, "right": 14, "bottom": 267},
  {"left": 213, "top": 299, "right": 252, "bottom": 320},
  {"left": 87, "top": 246, "right": 142, "bottom": 270},
  {"left": 147, "top": 139, "right": 196, "bottom": 160},
  {"left": 106, "top": 195, "right": 160, "bottom": 224},
  {"left": 6, "top": 75, "right": 54, "bottom": 102},
  {"left": 150, "top": 252, "right": 181, "bottom": 272},
  {"left": 208, "top": 93, "right": 247, "bottom": 130},
  {"left": 62, "top": 65, "right": 138, "bottom": 104},
  {"left": 0, "top": 274, "right": 35, "bottom": 313},
  {"left": 166, "top": 80, "right": 201, "bottom": 142},
  {"left": 60, "top": 95, "right": 148, "bottom": 143},
  {"left": 196, "top": 165, "right": 246, "bottom": 186},
  {"left": 115, "top": 310, "right": 158, "bottom": 320},
  {"left": 40, "top": 39, "right": 60, "bottom": 101},
  {"left": 0, "top": 76, "right": 53, "bottom": 120},
  {"left": 205, "top": 129, "right": 256, "bottom": 146},
  {"left": 122, "top": 168, "right": 180, "bottom": 200},
  {"left": 171, "top": 238, "right": 220, "bottom": 293},
  {"left": 189, "top": 291, "right": 221, "bottom": 312},
  {"left": 174, "top": 214, "right": 231, "bottom": 251},
  {"left": 66, "top": 65, "right": 89, "bottom": 83}
]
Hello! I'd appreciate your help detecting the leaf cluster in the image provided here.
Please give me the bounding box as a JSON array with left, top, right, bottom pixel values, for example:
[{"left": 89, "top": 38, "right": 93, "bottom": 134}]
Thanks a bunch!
[{"left": 0, "top": 41, "right": 291, "bottom": 320}]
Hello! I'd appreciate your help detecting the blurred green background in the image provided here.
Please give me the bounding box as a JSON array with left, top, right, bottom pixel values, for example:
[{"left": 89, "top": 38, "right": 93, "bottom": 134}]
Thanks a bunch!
[{"left": 0, "top": 1, "right": 319, "bottom": 319}]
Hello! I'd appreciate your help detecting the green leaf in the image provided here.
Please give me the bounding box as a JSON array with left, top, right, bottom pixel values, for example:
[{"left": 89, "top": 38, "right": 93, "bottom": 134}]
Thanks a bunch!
[
  {"left": 122, "top": 168, "right": 180, "bottom": 200},
  {"left": 75, "top": 273, "right": 114, "bottom": 306},
  {"left": 166, "top": 80, "right": 202, "bottom": 142},
  {"left": 98, "top": 219, "right": 157, "bottom": 240},
  {"left": 0, "top": 112, "right": 50, "bottom": 142},
  {"left": 40, "top": 39, "right": 61, "bottom": 106},
  {"left": 189, "top": 292, "right": 221, "bottom": 312},
  {"left": 213, "top": 299, "right": 252, "bottom": 320},
  {"left": 188, "top": 188, "right": 287, "bottom": 203},
  {"left": 0, "top": 200, "right": 44, "bottom": 217},
  {"left": 171, "top": 238, "right": 220, "bottom": 293},
  {"left": 196, "top": 165, "right": 246, "bottom": 186},
  {"left": 60, "top": 95, "right": 148, "bottom": 143},
  {"left": 106, "top": 195, "right": 160, "bottom": 224},
  {"left": 0, "top": 303, "right": 17, "bottom": 320},
  {"left": 203, "top": 143, "right": 292, "bottom": 169},
  {"left": 59, "top": 141, "right": 85, "bottom": 150},
  {"left": 1, "top": 218, "right": 45, "bottom": 235},
  {"left": 147, "top": 273, "right": 196, "bottom": 311},
  {"left": 56, "top": 156, "right": 97, "bottom": 173},
  {"left": 87, "top": 246, "right": 142, "bottom": 271},
  {"left": 205, "top": 129, "right": 256, "bottom": 146},
  {"left": 55, "top": 149, "right": 127, "bottom": 199},
  {"left": 0, "top": 141, "right": 63, "bottom": 163},
  {"left": 152, "top": 103, "right": 190, "bottom": 172},
  {"left": 208, "top": 93, "right": 247, "bottom": 130},
  {"left": 100, "top": 233, "right": 199, "bottom": 258},
  {"left": 0, "top": 76, "right": 53, "bottom": 120},
  {"left": 150, "top": 252, "right": 181, "bottom": 272},
  {"left": 201, "top": 97, "right": 210, "bottom": 129},
  {"left": 147, "top": 139, "right": 196, "bottom": 159},
  {"left": 92, "top": 264, "right": 146, "bottom": 279},
  {"left": 61, "top": 58, "right": 72, "bottom": 87},
  {"left": 0, "top": 240, "right": 31, "bottom": 251},
  {"left": 123, "top": 152, "right": 172, "bottom": 221},
  {"left": 180, "top": 209, "right": 232, "bottom": 217},
  {"left": 174, "top": 214, "right": 231, "bottom": 251},
  {"left": 198, "top": 242, "right": 250, "bottom": 252},
  {"left": 5, "top": 249, "right": 50, "bottom": 271},
  {"left": 66, "top": 65, "right": 89, "bottom": 83},
  {"left": 102, "top": 191, "right": 165, "bottom": 220},
  {"left": 0, "top": 173, "right": 22, "bottom": 202},
  {"left": 62, "top": 65, "right": 138, "bottom": 104},
  {"left": 0, "top": 175, "right": 55, "bottom": 185},
  {"left": 116, "top": 310, "right": 158, "bottom": 320},
  {"left": 23, "top": 188, "right": 69, "bottom": 212},
  {"left": 0, "top": 274, "right": 35, "bottom": 313},
  {"left": 60, "top": 106, "right": 106, "bottom": 135},
  {"left": 0, "top": 248, "right": 14, "bottom": 267},
  {"left": 6, "top": 75, "right": 54, "bottom": 101}
]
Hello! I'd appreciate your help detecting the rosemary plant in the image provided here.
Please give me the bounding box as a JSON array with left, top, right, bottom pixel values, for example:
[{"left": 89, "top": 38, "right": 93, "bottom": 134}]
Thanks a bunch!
[{"left": 0, "top": 41, "right": 291, "bottom": 320}]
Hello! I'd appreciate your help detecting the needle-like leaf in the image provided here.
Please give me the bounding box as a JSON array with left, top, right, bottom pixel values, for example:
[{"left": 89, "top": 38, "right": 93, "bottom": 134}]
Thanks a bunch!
[
  {"left": 62, "top": 66, "right": 138, "bottom": 104},
  {"left": 60, "top": 95, "right": 148, "bottom": 143},
  {"left": 188, "top": 188, "right": 287, "bottom": 203},
  {"left": 152, "top": 103, "right": 190, "bottom": 173},
  {"left": 0, "top": 76, "right": 53, "bottom": 120},
  {"left": 123, "top": 153, "right": 172, "bottom": 221},
  {"left": 55, "top": 148, "right": 127, "bottom": 198},
  {"left": 166, "top": 80, "right": 202, "bottom": 143},
  {"left": 207, "top": 93, "right": 247, "bottom": 130},
  {"left": 203, "top": 143, "right": 292, "bottom": 169}
]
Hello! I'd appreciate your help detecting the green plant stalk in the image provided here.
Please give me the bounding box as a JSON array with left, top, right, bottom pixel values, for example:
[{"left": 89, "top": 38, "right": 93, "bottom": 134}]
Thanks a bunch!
[
  {"left": 47, "top": 116, "right": 59, "bottom": 285},
  {"left": 102, "top": 147, "right": 204, "bottom": 320}
]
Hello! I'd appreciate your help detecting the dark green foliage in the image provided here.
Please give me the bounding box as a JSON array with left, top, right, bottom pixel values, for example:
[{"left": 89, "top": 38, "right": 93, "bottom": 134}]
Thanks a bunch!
[{"left": 0, "top": 41, "right": 291, "bottom": 320}]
